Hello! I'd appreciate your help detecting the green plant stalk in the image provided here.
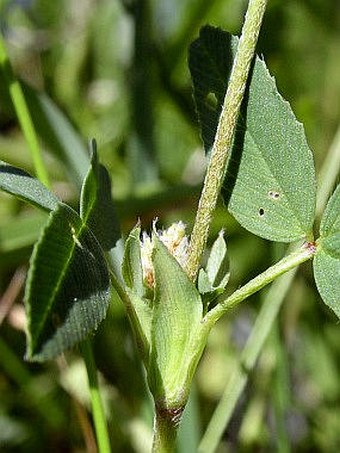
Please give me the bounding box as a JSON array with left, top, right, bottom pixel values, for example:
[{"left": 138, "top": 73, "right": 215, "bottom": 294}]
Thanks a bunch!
[
  {"left": 203, "top": 243, "right": 315, "bottom": 328},
  {"left": 152, "top": 407, "right": 179, "bottom": 453},
  {"left": 81, "top": 339, "right": 112, "bottom": 453},
  {"left": 0, "top": 33, "right": 50, "bottom": 188},
  {"left": 198, "top": 245, "right": 305, "bottom": 452},
  {"left": 185, "top": 0, "right": 268, "bottom": 282}
]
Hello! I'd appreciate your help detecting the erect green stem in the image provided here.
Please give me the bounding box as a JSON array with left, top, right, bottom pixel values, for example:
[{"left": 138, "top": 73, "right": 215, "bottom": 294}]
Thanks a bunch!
[
  {"left": 185, "top": 0, "right": 268, "bottom": 282},
  {"left": 152, "top": 405, "right": 181, "bottom": 453},
  {"left": 203, "top": 243, "right": 315, "bottom": 329},
  {"left": 0, "top": 32, "right": 50, "bottom": 188},
  {"left": 81, "top": 339, "right": 112, "bottom": 453}
]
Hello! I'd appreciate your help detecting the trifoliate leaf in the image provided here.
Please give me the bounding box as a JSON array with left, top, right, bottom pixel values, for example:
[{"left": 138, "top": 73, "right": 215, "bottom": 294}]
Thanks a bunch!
[
  {"left": 189, "top": 25, "right": 316, "bottom": 242},
  {"left": 149, "top": 236, "right": 202, "bottom": 405},
  {"left": 80, "top": 140, "right": 120, "bottom": 251},
  {"left": 313, "top": 185, "right": 340, "bottom": 318},
  {"left": 0, "top": 160, "right": 58, "bottom": 212},
  {"left": 25, "top": 203, "right": 110, "bottom": 361}
]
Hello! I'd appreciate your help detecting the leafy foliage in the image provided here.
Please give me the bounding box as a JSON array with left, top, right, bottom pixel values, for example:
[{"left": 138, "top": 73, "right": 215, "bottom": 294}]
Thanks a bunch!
[
  {"left": 189, "top": 26, "right": 316, "bottom": 242},
  {"left": 189, "top": 26, "right": 233, "bottom": 153},
  {"left": 122, "top": 225, "right": 145, "bottom": 298},
  {"left": 80, "top": 140, "right": 120, "bottom": 251},
  {"left": 25, "top": 203, "right": 110, "bottom": 361},
  {"left": 317, "top": 184, "right": 340, "bottom": 259},
  {"left": 1, "top": 146, "right": 118, "bottom": 361},
  {"left": 24, "top": 86, "right": 91, "bottom": 187},
  {"left": 198, "top": 231, "right": 230, "bottom": 309},
  {"left": 0, "top": 160, "right": 59, "bottom": 212},
  {"left": 1, "top": 1, "right": 340, "bottom": 451},
  {"left": 122, "top": 225, "right": 152, "bottom": 362},
  {"left": 149, "top": 236, "right": 202, "bottom": 405},
  {"left": 314, "top": 185, "right": 340, "bottom": 318}
]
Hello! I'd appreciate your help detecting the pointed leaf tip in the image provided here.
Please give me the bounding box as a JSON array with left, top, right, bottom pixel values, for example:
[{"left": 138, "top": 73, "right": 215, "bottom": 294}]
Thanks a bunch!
[
  {"left": 0, "top": 160, "right": 59, "bottom": 212},
  {"left": 80, "top": 143, "right": 121, "bottom": 251}
]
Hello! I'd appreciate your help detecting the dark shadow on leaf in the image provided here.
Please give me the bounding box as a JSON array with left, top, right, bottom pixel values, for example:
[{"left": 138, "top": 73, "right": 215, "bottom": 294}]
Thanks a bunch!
[
  {"left": 189, "top": 25, "right": 233, "bottom": 153},
  {"left": 221, "top": 59, "right": 253, "bottom": 206},
  {"left": 0, "top": 163, "right": 32, "bottom": 178}
]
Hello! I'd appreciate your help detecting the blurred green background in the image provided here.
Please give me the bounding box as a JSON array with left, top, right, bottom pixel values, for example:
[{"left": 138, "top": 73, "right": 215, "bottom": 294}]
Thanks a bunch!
[{"left": 0, "top": 0, "right": 339, "bottom": 451}]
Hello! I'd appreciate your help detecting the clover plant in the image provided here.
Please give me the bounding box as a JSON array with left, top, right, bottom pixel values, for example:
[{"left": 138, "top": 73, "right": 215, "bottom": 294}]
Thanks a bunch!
[{"left": 0, "top": 0, "right": 339, "bottom": 451}]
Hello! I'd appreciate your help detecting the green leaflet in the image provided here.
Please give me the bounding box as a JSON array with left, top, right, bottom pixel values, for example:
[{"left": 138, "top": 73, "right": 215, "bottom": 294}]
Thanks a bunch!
[
  {"left": 80, "top": 140, "right": 121, "bottom": 251},
  {"left": 313, "top": 250, "right": 340, "bottom": 319},
  {"left": 25, "top": 203, "right": 110, "bottom": 361},
  {"left": 189, "top": 26, "right": 316, "bottom": 242},
  {"left": 149, "top": 236, "right": 202, "bottom": 406},
  {"left": 1, "top": 146, "right": 116, "bottom": 360},
  {"left": 318, "top": 184, "right": 340, "bottom": 259},
  {"left": 125, "top": 287, "right": 152, "bottom": 365},
  {"left": 203, "top": 231, "right": 230, "bottom": 290},
  {"left": 198, "top": 231, "right": 230, "bottom": 310},
  {"left": 122, "top": 225, "right": 144, "bottom": 297},
  {"left": 121, "top": 225, "right": 152, "bottom": 363},
  {"left": 0, "top": 160, "right": 59, "bottom": 212},
  {"left": 314, "top": 185, "right": 340, "bottom": 318}
]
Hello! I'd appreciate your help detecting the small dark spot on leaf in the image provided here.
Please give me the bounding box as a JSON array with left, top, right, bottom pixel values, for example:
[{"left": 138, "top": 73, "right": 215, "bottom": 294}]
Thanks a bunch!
[
  {"left": 205, "top": 92, "right": 218, "bottom": 109},
  {"left": 259, "top": 208, "right": 265, "bottom": 216},
  {"left": 268, "top": 190, "right": 280, "bottom": 200}
]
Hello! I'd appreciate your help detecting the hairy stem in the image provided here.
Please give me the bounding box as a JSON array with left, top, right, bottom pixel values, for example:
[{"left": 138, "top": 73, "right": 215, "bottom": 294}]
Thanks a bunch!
[
  {"left": 204, "top": 243, "right": 315, "bottom": 328},
  {"left": 152, "top": 406, "right": 181, "bottom": 453},
  {"left": 185, "top": 0, "right": 268, "bottom": 281}
]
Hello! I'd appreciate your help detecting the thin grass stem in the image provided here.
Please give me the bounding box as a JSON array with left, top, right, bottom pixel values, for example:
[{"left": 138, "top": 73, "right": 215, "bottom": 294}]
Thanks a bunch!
[
  {"left": 81, "top": 339, "right": 112, "bottom": 453},
  {"left": 0, "top": 32, "right": 50, "bottom": 187}
]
